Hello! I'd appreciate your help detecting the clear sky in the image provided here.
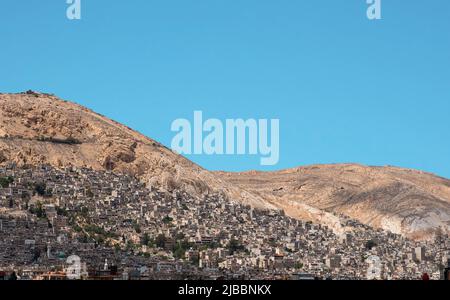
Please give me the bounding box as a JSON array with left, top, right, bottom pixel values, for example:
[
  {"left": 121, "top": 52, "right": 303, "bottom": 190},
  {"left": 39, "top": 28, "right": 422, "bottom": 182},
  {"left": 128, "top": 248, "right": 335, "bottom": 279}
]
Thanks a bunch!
[{"left": 0, "top": 0, "right": 449, "bottom": 177}]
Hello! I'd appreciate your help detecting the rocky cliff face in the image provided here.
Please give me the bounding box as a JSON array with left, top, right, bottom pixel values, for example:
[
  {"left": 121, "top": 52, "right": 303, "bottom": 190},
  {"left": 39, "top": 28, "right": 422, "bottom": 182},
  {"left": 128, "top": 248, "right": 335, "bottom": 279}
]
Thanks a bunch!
[{"left": 1, "top": 92, "right": 449, "bottom": 240}]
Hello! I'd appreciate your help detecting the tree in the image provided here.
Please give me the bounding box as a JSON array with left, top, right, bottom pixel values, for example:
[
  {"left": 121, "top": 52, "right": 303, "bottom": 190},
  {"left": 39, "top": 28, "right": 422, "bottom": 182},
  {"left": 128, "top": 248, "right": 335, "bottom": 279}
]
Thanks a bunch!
[
  {"left": 133, "top": 222, "right": 141, "bottom": 234},
  {"left": 175, "top": 232, "right": 185, "bottom": 241},
  {"left": 365, "top": 239, "right": 377, "bottom": 250},
  {"left": 0, "top": 176, "right": 14, "bottom": 188},
  {"left": 85, "top": 189, "right": 94, "bottom": 198},
  {"left": 227, "top": 238, "right": 245, "bottom": 255},
  {"left": 141, "top": 233, "right": 151, "bottom": 246},
  {"left": 155, "top": 234, "right": 166, "bottom": 249},
  {"left": 126, "top": 241, "right": 137, "bottom": 251},
  {"left": 208, "top": 241, "right": 220, "bottom": 249},
  {"left": 173, "top": 244, "right": 186, "bottom": 260},
  {"left": 79, "top": 206, "right": 89, "bottom": 217},
  {"left": 172, "top": 239, "right": 193, "bottom": 260},
  {"left": 30, "top": 202, "right": 45, "bottom": 219},
  {"left": 162, "top": 216, "right": 173, "bottom": 224},
  {"left": 56, "top": 206, "right": 68, "bottom": 216},
  {"left": 295, "top": 262, "right": 303, "bottom": 269},
  {"left": 32, "top": 249, "right": 41, "bottom": 262},
  {"left": 190, "top": 255, "right": 199, "bottom": 266},
  {"left": 34, "top": 182, "right": 47, "bottom": 196}
]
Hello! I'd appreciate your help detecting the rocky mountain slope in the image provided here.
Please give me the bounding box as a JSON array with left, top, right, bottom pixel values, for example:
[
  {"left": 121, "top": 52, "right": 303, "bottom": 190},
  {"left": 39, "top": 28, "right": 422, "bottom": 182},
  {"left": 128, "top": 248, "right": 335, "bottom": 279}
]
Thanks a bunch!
[
  {"left": 216, "top": 164, "right": 450, "bottom": 240},
  {"left": 0, "top": 91, "right": 273, "bottom": 209},
  {"left": 1, "top": 92, "right": 449, "bottom": 240}
]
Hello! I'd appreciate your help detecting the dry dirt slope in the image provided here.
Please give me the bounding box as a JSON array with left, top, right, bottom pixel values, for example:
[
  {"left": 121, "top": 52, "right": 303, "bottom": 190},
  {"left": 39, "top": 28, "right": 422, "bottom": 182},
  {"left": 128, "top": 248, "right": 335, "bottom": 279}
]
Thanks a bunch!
[
  {"left": 0, "top": 92, "right": 272, "bottom": 209},
  {"left": 1, "top": 92, "right": 449, "bottom": 240},
  {"left": 216, "top": 164, "right": 450, "bottom": 240}
]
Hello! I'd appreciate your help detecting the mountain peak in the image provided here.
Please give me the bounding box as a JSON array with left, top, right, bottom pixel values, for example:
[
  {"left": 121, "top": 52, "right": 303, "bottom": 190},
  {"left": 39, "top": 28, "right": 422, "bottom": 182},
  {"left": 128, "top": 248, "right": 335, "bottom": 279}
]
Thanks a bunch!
[{"left": 0, "top": 92, "right": 273, "bottom": 210}]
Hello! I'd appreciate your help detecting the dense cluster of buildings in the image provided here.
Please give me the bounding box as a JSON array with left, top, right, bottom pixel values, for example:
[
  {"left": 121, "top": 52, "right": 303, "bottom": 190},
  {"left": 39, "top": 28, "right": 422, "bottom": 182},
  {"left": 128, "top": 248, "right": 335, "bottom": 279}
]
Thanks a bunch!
[{"left": 0, "top": 164, "right": 449, "bottom": 280}]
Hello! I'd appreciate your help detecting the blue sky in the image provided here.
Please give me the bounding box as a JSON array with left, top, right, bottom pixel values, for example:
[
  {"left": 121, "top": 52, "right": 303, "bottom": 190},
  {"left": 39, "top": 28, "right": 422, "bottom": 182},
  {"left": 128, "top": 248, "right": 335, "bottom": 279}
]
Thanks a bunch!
[{"left": 0, "top": 0, "right": 449, "bottom": 177}]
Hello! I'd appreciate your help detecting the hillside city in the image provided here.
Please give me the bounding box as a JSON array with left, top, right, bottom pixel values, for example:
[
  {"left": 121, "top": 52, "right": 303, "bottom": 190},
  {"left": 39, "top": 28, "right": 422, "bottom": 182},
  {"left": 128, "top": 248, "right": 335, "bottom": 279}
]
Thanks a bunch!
[{"left": 0, "top": 163, "right": 449, "bottom": 280}]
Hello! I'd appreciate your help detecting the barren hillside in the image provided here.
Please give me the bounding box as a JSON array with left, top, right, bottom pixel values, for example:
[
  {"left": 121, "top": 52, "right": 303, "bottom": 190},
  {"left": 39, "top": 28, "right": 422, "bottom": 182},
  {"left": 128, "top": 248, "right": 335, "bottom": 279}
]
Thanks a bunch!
[
  {"left": 0, "top": 92, "right": 272, "bottom": 209},
  {"left": 1, "top": 92, "right": 449, "bottom": 240},
  {"left": 216, "top": 164, "right": 450, "bottom": 240}
]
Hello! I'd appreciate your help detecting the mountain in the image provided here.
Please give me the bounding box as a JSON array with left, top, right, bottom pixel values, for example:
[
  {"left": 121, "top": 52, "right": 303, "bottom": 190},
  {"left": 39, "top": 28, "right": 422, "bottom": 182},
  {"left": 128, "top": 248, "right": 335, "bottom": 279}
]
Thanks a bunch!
[
  {"left": 0, "top": 91, "right": 272, "bottom": 209},
  {"left": 1, "top": 91, "right": 449, "bottom": 240},
  {"left": 216, "top": 164, "right": 450, "bottom": 240}
]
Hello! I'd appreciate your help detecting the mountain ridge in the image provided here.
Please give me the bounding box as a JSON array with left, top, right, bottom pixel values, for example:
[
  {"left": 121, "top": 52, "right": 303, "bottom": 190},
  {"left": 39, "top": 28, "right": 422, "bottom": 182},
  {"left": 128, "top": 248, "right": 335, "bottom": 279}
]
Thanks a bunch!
[
  {"left": 1, "top": 91, "right": 449, "bottom": 240},
  {"left": 0, "top": 91, "right": 274, "bottom": 210},
  {"left": 215, "top": 163, "right": 450, "bottom": 240}
]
